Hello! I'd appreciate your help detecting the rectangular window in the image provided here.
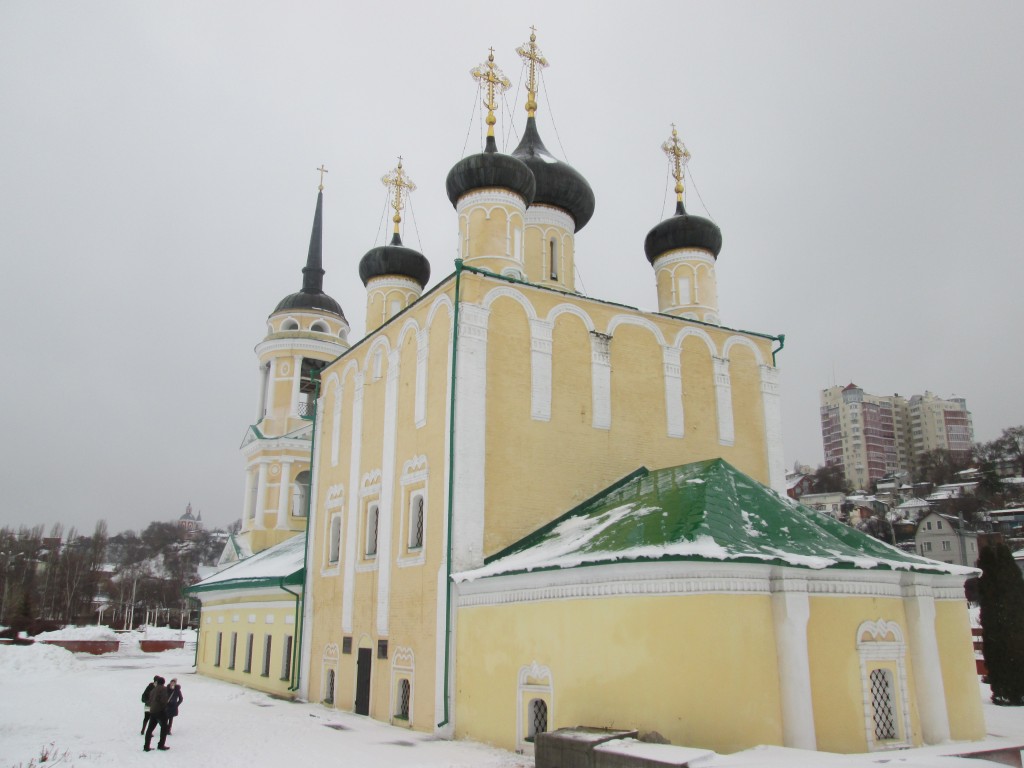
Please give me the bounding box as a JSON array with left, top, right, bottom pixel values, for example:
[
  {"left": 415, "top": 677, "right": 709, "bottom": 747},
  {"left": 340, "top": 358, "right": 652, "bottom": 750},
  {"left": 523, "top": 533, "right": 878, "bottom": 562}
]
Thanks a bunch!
[
  {"left": 262, "top": 635, "right": 273, "bottom": 677},
  {"left": 925, "top": 542, "right": 933, "bottom": 552},
  {"left": 244, "top": 633, "right": 254, "bottom": 673},
  {"left": 869, "top": 668, "right": 897, "bottom": 740},
  {"left": 214, "top": 632, "right": 223, "bottom": 667},
  {"left": 329, "top": 515, "right": 342, "bottom": 563},
  {"left": 942, "top": 541, "right": 951, "bottom": 551},
  {"left": 342, "top": 637, "right": 353, "bottom": 655},
  {"left": 365, "top": 504, "right": 379, "bottom": 557},
  {"left": 409, "top": 495, "right": 424, "bottom": 550},
  {"left": 228, "top": 632, "right": 238, "bottom": 670},
  {"left": 549, "top": 238, "right": 558, "bottom": 280},
  {"left": 377, "top": 639, "right": 388, "bottom": 659},
  {"left": 281, "top": 635, "right": 293, "bottom": 681},
  {"left": 677, "top": 276, "right": 691, "bottom": 305},
  {"left": 937, "top": 521, "right": 943, "bottom": 529}
]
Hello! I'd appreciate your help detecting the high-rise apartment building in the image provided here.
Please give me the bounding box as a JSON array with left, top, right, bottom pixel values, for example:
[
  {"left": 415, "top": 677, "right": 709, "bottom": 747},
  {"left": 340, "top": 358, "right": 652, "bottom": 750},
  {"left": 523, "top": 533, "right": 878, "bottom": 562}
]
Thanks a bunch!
[{"left": 820, "top": 384, "right": 974, "bottom": 490}]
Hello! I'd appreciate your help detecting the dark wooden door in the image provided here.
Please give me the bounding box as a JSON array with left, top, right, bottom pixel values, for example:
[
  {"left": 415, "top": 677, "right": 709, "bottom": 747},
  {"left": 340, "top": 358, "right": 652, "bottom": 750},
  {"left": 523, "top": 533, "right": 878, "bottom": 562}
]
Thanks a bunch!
[{"left": 354, "top": 648, "right": 371, "bottom": 715}]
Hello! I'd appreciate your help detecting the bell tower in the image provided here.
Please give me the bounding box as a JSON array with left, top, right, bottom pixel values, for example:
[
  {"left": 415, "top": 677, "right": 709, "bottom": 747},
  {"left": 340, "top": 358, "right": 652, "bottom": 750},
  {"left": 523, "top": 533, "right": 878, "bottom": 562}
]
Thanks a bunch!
[{"left": 238, "top": 170, "right": 349, "bottom": 555}]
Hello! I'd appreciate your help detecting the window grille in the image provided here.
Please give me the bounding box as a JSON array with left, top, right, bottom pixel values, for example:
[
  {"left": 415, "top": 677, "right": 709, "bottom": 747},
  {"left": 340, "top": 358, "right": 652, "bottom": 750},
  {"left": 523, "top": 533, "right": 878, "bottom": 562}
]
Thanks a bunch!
[
  {"left": 324, "top": 669, "right": 336, "bottom": 704},
  {"left": 869, "top": 668, "right": 897, "bottom": 740},
  {"left": 397, "top": 679, "right": 411, "bottom": 720},
  {"left": 527, "top": 698, "right": 548, "bottom": 742},
  {"left": 410, "top": 496, "right": 424, "bottom": 549}
]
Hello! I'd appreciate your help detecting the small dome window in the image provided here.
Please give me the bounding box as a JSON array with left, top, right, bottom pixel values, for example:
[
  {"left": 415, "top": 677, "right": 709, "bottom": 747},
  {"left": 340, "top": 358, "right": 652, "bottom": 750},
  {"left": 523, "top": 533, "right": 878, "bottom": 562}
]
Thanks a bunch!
[
  {"left": 310, "top": 321, "right": 329, "bottom": 333},
  {"left": 282, "top": 319, "right": 299, "bottom": 331}
]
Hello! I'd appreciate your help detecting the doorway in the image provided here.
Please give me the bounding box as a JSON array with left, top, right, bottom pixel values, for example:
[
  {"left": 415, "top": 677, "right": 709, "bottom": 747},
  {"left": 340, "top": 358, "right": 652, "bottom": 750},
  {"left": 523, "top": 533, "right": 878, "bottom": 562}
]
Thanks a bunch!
[{"left": 355, "top": 648, "right": 372, "bottom": 715}]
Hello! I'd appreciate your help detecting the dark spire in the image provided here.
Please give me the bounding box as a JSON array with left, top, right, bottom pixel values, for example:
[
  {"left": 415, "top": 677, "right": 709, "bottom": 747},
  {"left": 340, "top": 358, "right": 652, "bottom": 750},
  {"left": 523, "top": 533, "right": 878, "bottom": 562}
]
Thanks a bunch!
[{"left": 300, "top": 190, "right": 325, "bottom": 295}]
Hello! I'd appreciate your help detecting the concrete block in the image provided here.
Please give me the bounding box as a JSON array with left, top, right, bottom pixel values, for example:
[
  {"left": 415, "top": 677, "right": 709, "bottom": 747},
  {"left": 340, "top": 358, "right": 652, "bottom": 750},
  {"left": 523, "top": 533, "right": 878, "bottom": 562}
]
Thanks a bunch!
[{"left": 535, "top": 727, "right": 638, "bottom": 768}]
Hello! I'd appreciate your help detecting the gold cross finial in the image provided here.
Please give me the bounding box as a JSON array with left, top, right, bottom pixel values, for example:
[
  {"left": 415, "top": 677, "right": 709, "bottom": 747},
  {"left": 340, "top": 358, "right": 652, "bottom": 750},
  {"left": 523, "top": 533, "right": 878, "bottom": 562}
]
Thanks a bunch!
[
  {"left": 470, "top": 48, "right": 512, "bottom": 138},
  {"left": 381, "top": 156, "right": 416, "bottom": 235},
  {"left": 317, "top": 164, "right": 329, "bottom": 191},
  {"left": 516, "top": 26, "right": 548, "bottom": 117},
  {"left": 661, "top": 125, "right": 691, "bottom": 201}
]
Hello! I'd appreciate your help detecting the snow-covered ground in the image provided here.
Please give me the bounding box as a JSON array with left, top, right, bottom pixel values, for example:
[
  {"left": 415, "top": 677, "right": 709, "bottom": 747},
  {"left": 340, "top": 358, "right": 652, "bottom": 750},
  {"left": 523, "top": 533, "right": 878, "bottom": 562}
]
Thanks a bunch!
[{"left": 1, "top": 632, "right": 1022, "bottom": 768}]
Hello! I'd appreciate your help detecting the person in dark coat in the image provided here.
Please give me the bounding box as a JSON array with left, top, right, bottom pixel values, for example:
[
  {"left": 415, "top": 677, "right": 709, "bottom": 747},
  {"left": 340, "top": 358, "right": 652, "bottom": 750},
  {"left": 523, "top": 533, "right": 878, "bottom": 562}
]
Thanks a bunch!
[
  {"left": 140, "top": 675, "right": 159, "bottom": 735},
  {"left": 144, "top": 676, "right": 171, "bottom": 751},
  {"left": 166, "top": 678, "right": 183, "bottom": 735}
]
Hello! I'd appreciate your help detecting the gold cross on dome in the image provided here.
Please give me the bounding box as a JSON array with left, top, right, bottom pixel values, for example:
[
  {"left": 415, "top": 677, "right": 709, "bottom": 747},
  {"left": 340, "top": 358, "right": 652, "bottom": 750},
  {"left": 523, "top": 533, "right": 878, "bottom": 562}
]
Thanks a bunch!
[
  {"left": 470, "top": 48, "right": 512, "bottom": 136},
  {"left": 316, "top": 164, "right": 329, "bottom": 191},
  {"left": 516, "top": 26, "right": 548, "bottom": 117},
  {"left": 381, "top": 157, "right": 416, "bottom": 234},
  {"left": 661, "top": 125, "right": 691, "bottom": 200}
]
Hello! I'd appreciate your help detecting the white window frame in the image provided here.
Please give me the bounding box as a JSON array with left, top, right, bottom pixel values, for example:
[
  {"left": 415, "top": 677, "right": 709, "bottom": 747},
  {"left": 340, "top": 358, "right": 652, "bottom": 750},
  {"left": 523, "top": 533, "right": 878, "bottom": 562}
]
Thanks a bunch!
[
  {"left": 516, "top": 661, "right": 553, "bottom": 755},
  {"left": 397, "top": 456, "right": 428, "bottom": 567},
  {"left": 856, "top": 620, "right": 911, "bottom": 751}
]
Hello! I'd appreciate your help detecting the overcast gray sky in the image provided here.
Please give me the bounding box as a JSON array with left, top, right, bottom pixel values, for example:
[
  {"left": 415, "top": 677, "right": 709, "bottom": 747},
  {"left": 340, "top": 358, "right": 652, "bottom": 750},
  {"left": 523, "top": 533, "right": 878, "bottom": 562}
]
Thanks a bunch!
[{"left": 2, "top": 1, "right": 1021, "bottom": 535}]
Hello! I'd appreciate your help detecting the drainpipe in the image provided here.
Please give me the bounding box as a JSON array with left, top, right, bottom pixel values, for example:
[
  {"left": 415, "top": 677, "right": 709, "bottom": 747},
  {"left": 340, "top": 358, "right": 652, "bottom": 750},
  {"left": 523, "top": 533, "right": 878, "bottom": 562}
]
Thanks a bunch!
[
  {"left": 437, "top": 259, "right": 464, "bottom": 729},
  {"left": 288, "top": 371, "right": 320, "bottom": 692},
  {"left": 280, "top": 579, "right": 302, "bottom": 690},
  {"left": 193, "top": 602, "right": 201, "bottom": 668},
  {"left": 771, "top": 333, "right": 786, "bottom": 366}
]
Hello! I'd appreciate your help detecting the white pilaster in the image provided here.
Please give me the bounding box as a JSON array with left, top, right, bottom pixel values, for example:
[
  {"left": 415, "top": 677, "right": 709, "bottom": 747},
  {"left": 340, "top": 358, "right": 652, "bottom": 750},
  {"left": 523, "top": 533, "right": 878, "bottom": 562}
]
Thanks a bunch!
[
  {"left": 712, "top": 356, "right": 735, "bottom": 445},
  {"left": 662, "top": 345, "right": 684, "bottom": 438},
  {"left": 242, "top": 467, "right": 256, "bottom": 529},
  {"left": 590, "top": 333, "right": 611, "bottom": 430},
  {"left": 276, "top": 459, "right": 293, "bottom": 530},
  {"left": 451, "top": 303, "right": 489, "bottom": 572},
  {"left": 530, "top": 319, "right": 553, "bottom": 422},
  {"left": 341, "top": 372, "right": 365, "bottom": 633},
  {"left": 253, "top": 462, "right": 268, "bottom": 530},
  {"left": 376, "top": 350, "right": 401, "bottom": 637},
  {"left": 902, "top": 580, "right": 951, "bottom": 743},
  {"left": 771, "top": 574, "right": 817, "bottom": 751},
  {"left": 415, "top": 330, "right": 429, "bottom": 428},
  {"left": 330, "top": 383, "right": 342, "bottom": 466},
  {"left": 760, "top": 365, "right": 785, "bottom": 494},
  {"left": 256, "top": 363, "right": 268, "bottom": 423},
  {"left": 290, "top": 354, "right": 303, "bottom": 416}
]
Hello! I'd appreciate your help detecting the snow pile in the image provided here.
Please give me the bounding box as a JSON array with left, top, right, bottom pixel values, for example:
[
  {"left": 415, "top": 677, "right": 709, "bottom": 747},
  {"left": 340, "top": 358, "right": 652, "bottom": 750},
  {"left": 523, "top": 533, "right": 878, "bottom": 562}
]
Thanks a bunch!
[
  {"left": 0, "top": 642, "right": 84, "bottom": 677},
  {"left": 139, "top": 626, "right": 196, "bottom": 641},
  {"left": 35, "top": 625, "right": 118, "bottom": 641}
]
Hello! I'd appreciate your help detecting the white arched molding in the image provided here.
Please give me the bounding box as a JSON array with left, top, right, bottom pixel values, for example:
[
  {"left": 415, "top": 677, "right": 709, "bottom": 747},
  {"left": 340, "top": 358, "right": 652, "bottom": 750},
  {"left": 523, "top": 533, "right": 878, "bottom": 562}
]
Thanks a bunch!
[
  {"left": 341, "top": 371, "right": 366, "bottom": 633},
  {"left": 321, "top": 484, "right": 345, "bottom": 575},
  {"left": 856, "top": 619, "right": 912, "bottom": 751},
  {"left": 517, "top": 661, "right": 553, "bottom": 754},
  {"left": 590, "top": 332, "right": 612, "bottom": 430},
  {"left": 760, "top": 365, "right": 785, "bottom": 493},
  {"left": 398, "top": 455, "right": 429, "bottom": 568},
  {"left": 770, "top": 572, "right": 816, "bottom": 751},
  {"left": 662, "top": 345, "right": 684, "bottom": 438},
  {"left": 712, "top": 356, "right": 735, "bottom": 446},
  {"left": 901, "top": 578, "right": 951, "bottom": 744},
  {"left": 389, "top": 646, "right": 415, "bottom": 726},
  {"left": 452, "top": 303, "right": 490, "bottom": 572},
  {"left": 376, "top": 349, "right": 402, "bottom": 638},
  {"left": 530, "top": 319, "right": 553, "bottom": 421},
  {"left": 321, "top": 643, "right": 340, "bottom": 705}
]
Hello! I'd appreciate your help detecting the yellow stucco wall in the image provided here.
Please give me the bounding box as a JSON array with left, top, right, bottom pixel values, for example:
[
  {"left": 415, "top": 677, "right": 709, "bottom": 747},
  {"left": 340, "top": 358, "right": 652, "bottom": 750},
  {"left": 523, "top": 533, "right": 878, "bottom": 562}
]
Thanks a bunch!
[
  {"left": 195, "top": 594, "right": 300, "bottom": 697},
  {"left": 934, "top": 599, "right": 985, "bottom": 741},
  {"left": 455, "top": 593, "right": 783, "bottom": 754}
]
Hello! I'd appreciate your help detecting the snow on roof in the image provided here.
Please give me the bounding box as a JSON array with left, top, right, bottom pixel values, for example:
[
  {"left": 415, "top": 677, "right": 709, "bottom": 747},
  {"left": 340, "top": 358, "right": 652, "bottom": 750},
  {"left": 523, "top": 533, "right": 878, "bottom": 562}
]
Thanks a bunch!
[
  {"left": 897, "top": 498, "right": 931, "bottom": 509},
  {"left": 456, "top": 459, "right": 973, "bottom": 583},
  {"left": 188, "top": 533, "right": 306, "bottom": 593}
]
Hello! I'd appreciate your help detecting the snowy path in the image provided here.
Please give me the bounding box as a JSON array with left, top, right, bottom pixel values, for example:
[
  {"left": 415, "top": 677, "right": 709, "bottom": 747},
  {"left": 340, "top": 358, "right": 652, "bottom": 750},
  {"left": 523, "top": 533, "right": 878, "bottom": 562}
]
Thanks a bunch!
[{"left": 0, "top": 644, "right": 529, "bottom": 768}]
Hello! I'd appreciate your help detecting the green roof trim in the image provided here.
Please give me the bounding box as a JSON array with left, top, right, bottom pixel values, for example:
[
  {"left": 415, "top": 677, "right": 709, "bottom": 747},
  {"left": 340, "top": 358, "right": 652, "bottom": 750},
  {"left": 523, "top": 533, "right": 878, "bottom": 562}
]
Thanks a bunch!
[
  {"left": 185, "top": 534, "right": 306, "bottom": 595},
  {"left": 462, "top": 459, "right": 970, "bottom": 581}
]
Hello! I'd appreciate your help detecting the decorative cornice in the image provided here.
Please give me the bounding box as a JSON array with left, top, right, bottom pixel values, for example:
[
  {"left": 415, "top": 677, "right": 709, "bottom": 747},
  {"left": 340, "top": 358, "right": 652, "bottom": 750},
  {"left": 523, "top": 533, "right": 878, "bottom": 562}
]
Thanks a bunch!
[
  {"left": 456, "top": 188, "right": 529, "bottom": 211},
  {"left": 255, "top": 336, "right": 346, "bottom": 360},
  {"left": 653, "top": 249, "right": 717, "bottom": 269},
  {"left": 524, "top": 205, "right": 573, "bottom": 231}
]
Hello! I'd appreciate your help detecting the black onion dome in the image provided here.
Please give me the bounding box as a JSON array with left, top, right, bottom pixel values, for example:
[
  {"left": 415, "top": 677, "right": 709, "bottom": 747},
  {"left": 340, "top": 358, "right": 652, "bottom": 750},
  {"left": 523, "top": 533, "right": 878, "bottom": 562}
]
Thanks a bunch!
[
  {"left": 643, "top": 201, "right": 723, "bottom": 264},
  {"left": 359, "top": 232, "right": 431, "bottom": 288},
  {"left": 274, "top": 189, "right": 346, "bottom": 321},
  {"left": 512, "top": 117, "right": 595, "bottom": 232},
  {"left": 445, "top": 135, "right": 536, "bottom": 207}
]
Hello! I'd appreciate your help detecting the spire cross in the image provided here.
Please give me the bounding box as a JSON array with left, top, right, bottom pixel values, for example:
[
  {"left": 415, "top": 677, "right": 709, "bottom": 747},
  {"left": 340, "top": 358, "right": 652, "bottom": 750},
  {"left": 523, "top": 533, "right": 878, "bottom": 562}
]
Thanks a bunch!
[
  {"left": 516, "top": 27, "right": 548, "bottom": 117},
  {"left": 661, "top": 125, "right": 691, "bottom": 202},
  {"left": 316, "top": 164, "right": 329, "bottom": 191},
  {"left": 381, "top": 157, "right": 416, "bottom": 234},
  {"left": 470, "top": 48, "right": 512, "bottom": 137}
]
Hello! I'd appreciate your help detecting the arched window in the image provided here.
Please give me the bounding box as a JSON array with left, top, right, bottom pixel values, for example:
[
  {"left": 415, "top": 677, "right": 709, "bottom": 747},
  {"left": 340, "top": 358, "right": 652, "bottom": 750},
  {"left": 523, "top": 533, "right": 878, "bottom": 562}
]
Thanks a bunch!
[
  {"left": 528, "top": 698, "right": 548, "bottom": 741},
  {"left": 292, "top": 471, "right": 311, "bottom": 517},
  {"left": 549, "top": 237, "right": 558, "bottom": 280},
  {"left": 282, "top": 319, "right": 299, "bottom": 331},
  {"left": 409, "top": 496, "right": 424, "bottom": 549},
  {"left": 324, "top": 669, "right": 336, "bottom": 704},
  {"left": 310, "top": 320, "right": 328, "bottom": 333},
  {"left": 396, "top": 678, "right": 411, "bottom": 720}
]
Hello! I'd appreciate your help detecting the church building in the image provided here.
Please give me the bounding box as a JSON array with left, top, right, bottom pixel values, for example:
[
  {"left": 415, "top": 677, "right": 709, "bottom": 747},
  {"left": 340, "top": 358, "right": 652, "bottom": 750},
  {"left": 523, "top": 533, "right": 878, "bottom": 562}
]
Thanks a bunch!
[{"left": 189, "top": 32, "right": 984, "bottom": 757}]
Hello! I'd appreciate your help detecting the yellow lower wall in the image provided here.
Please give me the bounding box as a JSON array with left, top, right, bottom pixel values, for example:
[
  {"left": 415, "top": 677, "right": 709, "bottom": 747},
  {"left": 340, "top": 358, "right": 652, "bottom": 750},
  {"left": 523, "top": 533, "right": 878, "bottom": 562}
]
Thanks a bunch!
[
  {"left": 196, "top": 594, "right": 300, "bottom": 698},
  {"left": 455, "top": 593, "right": 783, "bottom": 754},
  {"left": 934, "top": 599, "right": 985, "bottom": 741}
]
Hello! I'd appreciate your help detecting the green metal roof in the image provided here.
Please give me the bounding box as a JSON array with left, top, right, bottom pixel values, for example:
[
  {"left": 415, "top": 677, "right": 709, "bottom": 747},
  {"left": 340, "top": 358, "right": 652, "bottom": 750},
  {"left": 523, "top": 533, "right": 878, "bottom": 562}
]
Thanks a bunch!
[
  {"left": 186, "top": 533, "right": 306, "bottom": 595},
  {"left": 460, "top": 459, "right": 970, "bottom": 581}
]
